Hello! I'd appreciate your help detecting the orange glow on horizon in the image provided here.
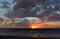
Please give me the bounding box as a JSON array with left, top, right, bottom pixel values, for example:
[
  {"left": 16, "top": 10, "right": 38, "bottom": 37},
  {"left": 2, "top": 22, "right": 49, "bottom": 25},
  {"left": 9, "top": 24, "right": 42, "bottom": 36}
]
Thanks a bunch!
[
  {"left": 30, "top": 23, "right": 46, "bottom": 29},
  {"left": 31, "top": 25, "right": 38, "bottom": 29}
]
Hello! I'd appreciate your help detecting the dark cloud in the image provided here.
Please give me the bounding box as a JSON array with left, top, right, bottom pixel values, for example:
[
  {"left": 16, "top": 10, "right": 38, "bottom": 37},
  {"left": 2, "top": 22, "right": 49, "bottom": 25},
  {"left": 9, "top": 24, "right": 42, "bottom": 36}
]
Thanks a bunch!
[
  {"left": 47, "top": 13, "right": 60, "bottom": 21},
  {"left": 13, "top": 0, "right": 37, "bottom": 10},
  {"left": 4, "top": 0, "right": 60, "bottom": 21},
  {"left": 37, "top": 9, "right": 60, "bottom": 21},
  {"left": 14, "top": 19, "right": 30, "bottom": 27},
  {"left": 4, "top": 8, "right": 37, "bottom": 18},
  {"left": 4, "top": 7, "right": 60, "bottom": 21}
]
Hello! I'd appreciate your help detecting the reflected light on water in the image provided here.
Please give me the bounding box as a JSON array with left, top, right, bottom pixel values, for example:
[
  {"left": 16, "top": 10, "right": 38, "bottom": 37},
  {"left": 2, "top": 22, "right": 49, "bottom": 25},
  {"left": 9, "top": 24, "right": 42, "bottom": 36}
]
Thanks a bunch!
[
  {"left": 32, "top": 35, "right": 48, "bottom": 38},
  {"left": 32, "top": 35, "right": 40, "bottom": 38}
]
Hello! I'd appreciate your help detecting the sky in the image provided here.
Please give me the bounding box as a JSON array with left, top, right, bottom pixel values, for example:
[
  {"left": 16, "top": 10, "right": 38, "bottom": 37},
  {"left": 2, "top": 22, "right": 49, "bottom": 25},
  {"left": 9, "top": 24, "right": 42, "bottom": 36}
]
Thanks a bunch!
[
  {"left": 0, "top": 0, "right": 14, "bottom": 18},
  {"left": 0, "top": 0, "right": 60, "bottom": 28},
  {"left": 0, "top": 0, "right": 60, "bottom": 21}
]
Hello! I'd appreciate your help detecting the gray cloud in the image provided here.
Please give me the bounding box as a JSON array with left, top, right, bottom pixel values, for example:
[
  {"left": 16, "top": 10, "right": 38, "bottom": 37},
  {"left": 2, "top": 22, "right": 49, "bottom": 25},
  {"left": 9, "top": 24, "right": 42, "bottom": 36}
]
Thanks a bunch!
[
  {"left": 13, "top": 0, "right": 37, "bottom": 11},
  {"left": 4, "top": 0, "right": 60, "bottom": 21}
]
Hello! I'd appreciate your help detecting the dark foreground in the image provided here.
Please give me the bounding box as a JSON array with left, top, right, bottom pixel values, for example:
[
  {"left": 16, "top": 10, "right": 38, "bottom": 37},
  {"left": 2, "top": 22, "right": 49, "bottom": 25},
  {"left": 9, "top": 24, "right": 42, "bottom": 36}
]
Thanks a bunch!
[
  {"left": 0, "top": 28, "right": 60, "bottom": 38},
  {"left": 0, "top": 36, "right": 59, "bottom": 39}
]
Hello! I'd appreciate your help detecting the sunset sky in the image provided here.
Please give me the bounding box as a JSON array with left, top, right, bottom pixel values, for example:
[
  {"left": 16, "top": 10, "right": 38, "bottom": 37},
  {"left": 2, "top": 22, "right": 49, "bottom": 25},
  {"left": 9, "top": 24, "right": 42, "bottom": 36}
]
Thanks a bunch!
[{"left": 0, "top": 0, "right": 60, "bottom": 21}]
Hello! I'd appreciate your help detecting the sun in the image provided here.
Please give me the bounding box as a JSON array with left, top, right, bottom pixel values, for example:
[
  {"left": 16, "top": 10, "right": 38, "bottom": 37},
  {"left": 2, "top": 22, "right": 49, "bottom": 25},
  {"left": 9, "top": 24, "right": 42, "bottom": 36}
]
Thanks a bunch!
[
  {"left": 30, "top": 23, "right": 40, "bottom": 29},
  {"left": 31, "top": 26, "right": 37, "bottom": 29}
]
